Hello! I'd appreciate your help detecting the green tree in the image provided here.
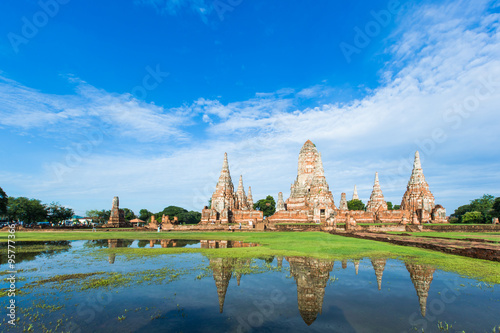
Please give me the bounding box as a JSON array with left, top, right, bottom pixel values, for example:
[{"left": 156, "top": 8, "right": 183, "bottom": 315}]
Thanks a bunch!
[
  {"left": 100, "top": 210, "right": 111, "bottom": 223},
  {"left": 347, "top": 199, "right": 365, "bottom": 211},
  {"left": 387, "top": 202, "right": 393, "bottom": 210},
  {"left": 0, "top": 187, "right": 7, "bottom": 216},
  {"left": 208, "top": 198, "right": 212, "bottom": 209},
  {"left": 86, "top": 210, "right": 101, "bottom": 224},
  {"left": 469, "top": 194, "right": 495, "bottom": 223},
  {"left": 161, "top": 206, "right": 188, "bottom": 218},
  {"left": 453, "top": 194, "right": 495, "bottom": 223},
  {"left": 253, "top": 195, "right": 276, "bottom": 217},
  {"left": 121, "top": 208, "right": 136, "bottom": 221},
  {"left": 178, "top": 210, "right": 202, "bottom": 224},
  {"left": 462, "top": 211, "right": 483, "bottom": 224},
  {"left": 138, "top": 209, "right": 153, "bottom": 221},
  {"left": 451, "top": 204, "right": 472, "bottom": 223},
  {"left": 47, "top": 202, "right": 74, "bottom": 225},
  {"left": 393, "top": 204, "right": 401, "bottom": 210},
  {"left": 156, "top": 206, "right": 201, "bottom": 224},
  {"left": 7, "top": 197, "right": 47, "bottom": 225},
  {"left": 492, "top": 197, "right": 500, "bottom": 219},
  {"left": 86, "top": 209, "right": 111, "bottom": 224}
]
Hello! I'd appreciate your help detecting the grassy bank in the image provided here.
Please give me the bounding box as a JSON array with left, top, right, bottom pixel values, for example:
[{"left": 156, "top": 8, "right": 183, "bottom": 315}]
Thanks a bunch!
[
  {"left": 2, "top": 231, "right": 500, "bottom": 284},
  {"left": 387, "top": 231, "right": 500, "bottom": 242}
]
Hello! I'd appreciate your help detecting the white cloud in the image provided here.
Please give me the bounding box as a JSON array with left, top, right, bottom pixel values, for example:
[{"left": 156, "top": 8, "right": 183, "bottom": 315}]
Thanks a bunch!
[{"left": 0, "top": 76, "right": 190, "bottom": 142}]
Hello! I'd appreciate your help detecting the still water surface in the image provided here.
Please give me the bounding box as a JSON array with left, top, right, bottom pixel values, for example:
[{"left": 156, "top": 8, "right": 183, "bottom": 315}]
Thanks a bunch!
[{"left": 0, "top": 240, "right": 499, "bottom": 332}]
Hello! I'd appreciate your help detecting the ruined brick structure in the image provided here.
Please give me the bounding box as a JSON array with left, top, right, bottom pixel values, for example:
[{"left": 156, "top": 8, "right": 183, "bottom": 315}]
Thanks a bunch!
[
  {"left": 105, "top": 196, "right": 128, "bottom": 228},
  {"left": 201, "top": 142, "right": 446, "bottom": 226},
  {"left": 352, "top": 185, "right": 359, "bottom": 200},
  {"left": 276, "top": 192, "right": 286, "bottom": 212},
  {"left": 366, "top": 172, "right": 388, "bottom": 213},
  {"left": 339, "top": 193, "right": 348, "bottom": 210},
  {"left": 269, "top": 140, "right": 336, "bottom": 224},
  {"left": 401, "top": 151, "right": 446, "bottom": 223},
  {"left": 200, "top": 153, "right": 263, "bottom": 225}
]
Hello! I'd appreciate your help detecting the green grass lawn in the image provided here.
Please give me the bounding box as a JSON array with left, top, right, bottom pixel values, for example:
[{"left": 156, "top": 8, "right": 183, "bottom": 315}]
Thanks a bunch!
[
  {"left": 3, "top": 230, "right": 500, "bottom": 284},
  {"left": 387, "top": 231, "right": 500, "bottom": 242}
]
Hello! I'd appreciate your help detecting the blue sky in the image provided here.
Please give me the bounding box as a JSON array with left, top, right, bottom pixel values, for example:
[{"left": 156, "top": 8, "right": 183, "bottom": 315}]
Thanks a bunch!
[{"left": 1, "top": 0, "right": 499, "bottom": 216}]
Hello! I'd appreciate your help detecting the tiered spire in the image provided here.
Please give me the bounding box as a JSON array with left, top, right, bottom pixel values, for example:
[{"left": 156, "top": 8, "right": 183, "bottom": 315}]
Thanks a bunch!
[
  {"left": 366, "top": 172, "right": 388, "bottom": 213},
  {"left": 409, "top": 151, "right": 425, "bottom": 185},
  {"left": 235, "top": 175, "right": 248, "bottom": 210},
  {"left": 210, "top": 153, "right": 236, "bottom": 213},
  {"left": 276, "top": 192, "right": 286, "bottom": 211},
  {"left": 401, "top": 151, "right": 436, "bottom": 215},
  {"left": 287, "top": 140, "right": 336, "bottom": 215},
  {"left": 352, "top": 185, "right": 359, "bottom": 200},
  {"left": 247, "top": 186, "right": 254, "bottom": 209},
  {"left": 339, "top": 193, "right": 348, "bottom": 210}
]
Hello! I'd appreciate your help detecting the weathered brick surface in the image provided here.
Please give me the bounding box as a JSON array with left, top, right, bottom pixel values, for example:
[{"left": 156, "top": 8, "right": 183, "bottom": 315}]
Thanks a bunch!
[
  {"left": 366, "top": 172, "right": 388, "bottom": 213},
  {"left": 199, "top": 153, "right": 263, "bottom": 225},
  {"left": 105, "top": 196, "right": 129, "bottom": 228},
  {"left": 283, "top": 140, "right": 336, "bottom": 223},
  {"left": 401, "top": 151, "right": 447, "bottom": 223}
]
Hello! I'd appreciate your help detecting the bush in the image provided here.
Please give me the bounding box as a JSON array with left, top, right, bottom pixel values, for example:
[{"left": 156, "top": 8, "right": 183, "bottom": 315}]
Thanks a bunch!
[{"left": 461, "top": 211, "right": 483, "bottom": 224}]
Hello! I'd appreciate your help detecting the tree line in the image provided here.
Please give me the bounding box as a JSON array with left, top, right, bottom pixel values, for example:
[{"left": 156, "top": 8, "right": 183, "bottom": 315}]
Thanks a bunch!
[
  {"left": 86, "top": 206, "right": 202, "bottom": 225},
  {"left": 450, "top": 194, "right": 500, "bottom": 224},
  {"left": 0, "top": 187, "right": 74, "bottom": 225}
]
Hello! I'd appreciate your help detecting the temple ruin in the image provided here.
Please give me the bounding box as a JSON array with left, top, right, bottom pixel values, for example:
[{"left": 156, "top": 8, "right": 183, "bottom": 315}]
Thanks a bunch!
[
  {"left": 199, "top": 153, "right": 263, "bottom": 225},
  {"left": 268, "top": 140, "right": 336, "bottom": 224},
  {"left": 401, "top": 151, "right": 447, "bottom": 223},
  {"left": 269, "top": 141, "right": 446, "bottom": 225},
  {"left": 105, "top": 196, "right": 128, "bottom": 228},
  {"left": 200, "top": 140, "right": 447, "bottom": 226}
]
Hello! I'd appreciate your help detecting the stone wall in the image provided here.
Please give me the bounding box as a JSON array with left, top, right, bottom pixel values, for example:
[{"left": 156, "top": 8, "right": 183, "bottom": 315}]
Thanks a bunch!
[
  {"left": 231, "top": 210, "right": 264, "bottom": 224},
  {"left": 272, "top": 224, "right": 323, "bottom": 232},
  {"left": 267, "top": 210, "right": 309, "bottom": 224}
]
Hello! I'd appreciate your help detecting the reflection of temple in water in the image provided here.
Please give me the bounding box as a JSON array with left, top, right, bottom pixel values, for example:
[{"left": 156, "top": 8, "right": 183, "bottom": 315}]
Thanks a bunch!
[
  {"left": 208, "top": 257, "right": 256, "bottom": 313},
  {"left": 286, "top": 257, "right": 334, "bottom": 326},
  {"left": 371, "top": 258, "right": 387, "bottom": 290},
  {"left": 405, "top": 262, "right": 435, "bottom": 317},
  {"left": 354, "top": 260, "right": 359, "bottom": 275},
  {"left": 107, "top": 239, "right": 123, "bottom": 264},
  {"left": 210, "top": 257, "right": 235, "bottom": 313},
  {"left": 205, "top": 256, "right": 436, "bottom": 323},
  {"left": 200, "top": 240, "right": 258, "bottom": 249}
]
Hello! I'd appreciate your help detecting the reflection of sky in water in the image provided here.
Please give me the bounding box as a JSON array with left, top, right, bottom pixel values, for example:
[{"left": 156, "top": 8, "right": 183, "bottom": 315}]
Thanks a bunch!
[{"left": 0, "top": 241, "right": 498, "bottom": 333}]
